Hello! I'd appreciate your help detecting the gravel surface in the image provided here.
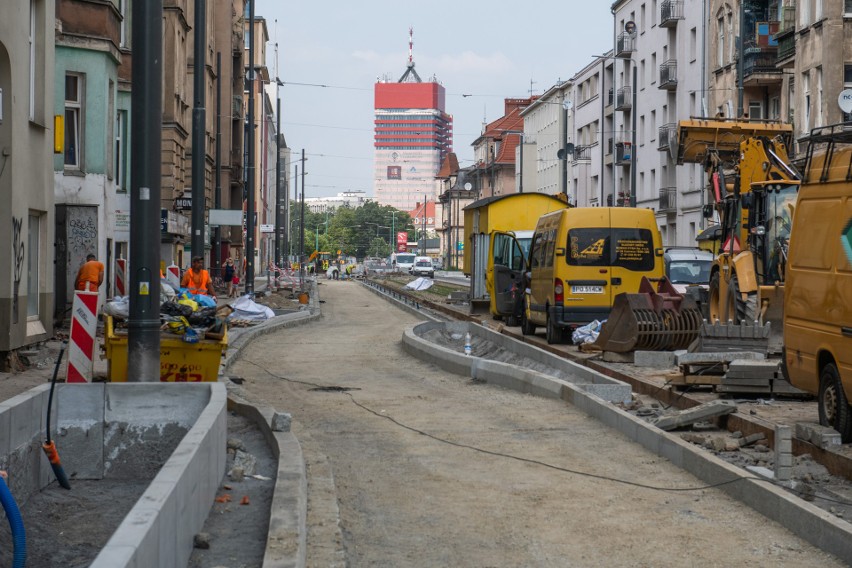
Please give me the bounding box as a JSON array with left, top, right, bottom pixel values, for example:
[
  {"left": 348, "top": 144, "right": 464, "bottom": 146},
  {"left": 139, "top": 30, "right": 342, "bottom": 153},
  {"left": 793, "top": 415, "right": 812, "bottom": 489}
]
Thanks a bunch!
[{"left": 230, "top": 279, "right": 847, "bottom": 567}]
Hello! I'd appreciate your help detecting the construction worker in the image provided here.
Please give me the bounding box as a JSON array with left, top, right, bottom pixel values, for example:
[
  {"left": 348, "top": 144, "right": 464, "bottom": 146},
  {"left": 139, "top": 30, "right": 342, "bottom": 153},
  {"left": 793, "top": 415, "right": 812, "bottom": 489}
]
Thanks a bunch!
[
  {"left": 181, "top": 256, "right": 216, "bottom": 298},
  {"left": 75, "top": 254, "right": 104, "bottom": 292}
]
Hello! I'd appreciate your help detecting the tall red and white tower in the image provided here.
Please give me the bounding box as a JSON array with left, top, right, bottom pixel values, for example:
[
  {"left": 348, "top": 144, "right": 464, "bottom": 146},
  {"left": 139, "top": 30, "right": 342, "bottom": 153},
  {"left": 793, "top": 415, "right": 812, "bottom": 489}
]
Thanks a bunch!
[{"left": 374, "top": 28, "right": 453, "bottom": 211}]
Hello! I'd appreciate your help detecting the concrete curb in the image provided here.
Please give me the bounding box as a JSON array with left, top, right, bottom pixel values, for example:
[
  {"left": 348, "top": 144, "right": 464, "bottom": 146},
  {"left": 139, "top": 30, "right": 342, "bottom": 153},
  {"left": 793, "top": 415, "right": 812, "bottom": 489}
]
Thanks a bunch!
[
  {"left": 221, "top": 282, "right": 322, "bottom": 375},
  {"left": 228, "top": 395, "right": 307, "bottom": 568},
  {"left": 401, "top": 321, "right": 852, "bottom": 561},
  {"left": 402, "top": 321, "right": 632, "bottom": 403}
]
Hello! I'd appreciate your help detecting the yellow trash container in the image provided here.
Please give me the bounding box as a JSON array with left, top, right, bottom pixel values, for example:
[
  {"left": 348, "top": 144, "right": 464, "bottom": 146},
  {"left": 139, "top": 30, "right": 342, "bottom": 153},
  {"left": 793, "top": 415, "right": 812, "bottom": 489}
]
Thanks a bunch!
[{"left": 104, "top": 316, "right": 228, "bottom": 382}]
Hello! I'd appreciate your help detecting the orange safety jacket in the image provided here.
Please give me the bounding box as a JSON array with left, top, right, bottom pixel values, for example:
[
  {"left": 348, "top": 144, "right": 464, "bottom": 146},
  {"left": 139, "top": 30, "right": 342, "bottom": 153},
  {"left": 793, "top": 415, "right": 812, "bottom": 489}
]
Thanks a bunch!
[{"left": 181, "top": 269, "right": 212, "bottom": 295}]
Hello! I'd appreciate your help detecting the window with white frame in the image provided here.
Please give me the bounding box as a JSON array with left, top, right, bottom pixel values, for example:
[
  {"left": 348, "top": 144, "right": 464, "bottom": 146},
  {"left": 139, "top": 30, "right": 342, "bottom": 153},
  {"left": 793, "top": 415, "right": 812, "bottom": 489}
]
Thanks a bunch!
[
  {"left": 748, "top": 101, "right": 763, "bottom": 119},
  {"left": 816, "top": 66, "right": 823, "bottom": 127},
  {"left": 802, "top": 71, "right": 811, "bottom": 135},
  {"left": 800, "top": 0, "right": 811, "bottom": 27},
  {"left": 119, "top": 0, "right": 127, "bottom": 48},
  {"left": 846, "top": 0, "right": 852, "bottom": 16},
  {"left": 770, "top": 96, "right": 780, "bottom": 120},
  {"left": 64, "top": 73, "right": 83, "bottom": 169},
  {"left": 27, "top": 213, "right": 40, "bottom": 318},
  {"left": 717, "top": 16, "right": 726, "bottom": 67},
  {"left": 29, "top": 0, "right": 35, "bottom": 121},
  {"left": 115, "top": 110, "right": 128, "bottom": 191}
]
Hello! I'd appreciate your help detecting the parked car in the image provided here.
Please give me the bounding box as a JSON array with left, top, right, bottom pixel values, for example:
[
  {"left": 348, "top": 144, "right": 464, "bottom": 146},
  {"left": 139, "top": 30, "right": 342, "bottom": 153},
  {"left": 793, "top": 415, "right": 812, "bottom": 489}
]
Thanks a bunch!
[
  {"left": 663, "top": 247, "right": 713, "bottom": 294},
  {"left": 410, "top": 257, "right": 435, "bottom": 278}
]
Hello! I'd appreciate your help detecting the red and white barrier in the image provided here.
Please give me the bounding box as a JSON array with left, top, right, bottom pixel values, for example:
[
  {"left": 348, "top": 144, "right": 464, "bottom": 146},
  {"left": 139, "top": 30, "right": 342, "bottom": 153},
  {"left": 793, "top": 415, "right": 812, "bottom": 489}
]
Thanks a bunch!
[
  {"left": 166, "top": 264, "right": 180, "bottom": 290},
  {"left": 115, "top": 258, "right": 127, "bottom": 296},
  {"left": 67, "top": 291, "right": 99, "bottom": 383}
]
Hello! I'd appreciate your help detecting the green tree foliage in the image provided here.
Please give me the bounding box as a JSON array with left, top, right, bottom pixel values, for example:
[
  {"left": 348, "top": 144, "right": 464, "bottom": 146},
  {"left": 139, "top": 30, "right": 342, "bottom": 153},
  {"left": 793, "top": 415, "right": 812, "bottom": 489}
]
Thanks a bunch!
[{"left": 289, "top": 200, "right": 413, "bottom": 260}]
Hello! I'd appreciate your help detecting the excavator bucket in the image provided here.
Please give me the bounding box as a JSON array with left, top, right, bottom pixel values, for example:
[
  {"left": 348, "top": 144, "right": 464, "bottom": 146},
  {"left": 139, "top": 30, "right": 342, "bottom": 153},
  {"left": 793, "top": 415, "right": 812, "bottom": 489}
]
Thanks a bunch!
[
  {"left": 676, "top": 118, "right": 794, "bottom": 165},
  {"left": 590, "top": 277, "right": 704, "bottom": 353}
]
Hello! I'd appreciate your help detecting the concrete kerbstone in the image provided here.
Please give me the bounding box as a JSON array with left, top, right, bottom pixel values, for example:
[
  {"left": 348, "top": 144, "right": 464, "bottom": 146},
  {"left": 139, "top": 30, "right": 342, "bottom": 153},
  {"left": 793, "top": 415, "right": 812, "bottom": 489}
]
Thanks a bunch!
[
  {"left": 795, "top": 422, "right": 842, "bottom": 449},
  {"left": 634, "top": 350, "right": 676, "bottom": 368},
  {"left": 404, "top": 321, "right": 631, "bottom": 403},
  {"left": 227, "top": 393, "right": 307, "bottom": 568}
]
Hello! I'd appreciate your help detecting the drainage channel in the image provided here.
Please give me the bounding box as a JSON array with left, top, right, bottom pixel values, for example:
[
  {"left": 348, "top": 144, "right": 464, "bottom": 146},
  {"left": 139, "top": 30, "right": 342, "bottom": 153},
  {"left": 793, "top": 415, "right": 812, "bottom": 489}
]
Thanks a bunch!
[{"left": 362, "top": 277, "right": 852, "bottom": 484}]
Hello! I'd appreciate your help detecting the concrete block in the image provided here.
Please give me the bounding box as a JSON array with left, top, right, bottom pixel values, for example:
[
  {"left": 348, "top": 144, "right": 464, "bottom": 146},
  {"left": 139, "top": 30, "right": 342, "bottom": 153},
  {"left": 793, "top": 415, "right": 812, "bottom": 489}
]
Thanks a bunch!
[
  {"left": 795, "top": 422, "right": 842, "bottom": 449},
  {"left": 651, "top": 400, "right": 738, "bottom": 431},
  {"left": 8, "top": 393, "right": 38, "bottom": 452},
  {"left": 0, "top": 404, "right": 12, "bottom": 458},
  {"left": 634, "top": 350, "right": 676, "bottom": 368},
  {"left": 677, "top": 351, "right": 765, "bottom": 365},
  {"left": 58, "top": 383, "right": 105, "bottom": 480},
  {"left": 602, "top": 351, "right": 634, "bottom": 363},
  {"left": 271, "top": 411, "right": 292, "bottom": 432},
  {"left": 90, "top": 545, "right": 137, "bottom": 568}
]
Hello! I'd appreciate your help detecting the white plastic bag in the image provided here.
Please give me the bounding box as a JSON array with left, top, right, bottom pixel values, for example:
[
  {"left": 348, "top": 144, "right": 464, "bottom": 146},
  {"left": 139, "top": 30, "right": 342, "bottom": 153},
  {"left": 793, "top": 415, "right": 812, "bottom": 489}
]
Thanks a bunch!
[
  {"left": 572, "top": 319, "right": 604, "bottom": 345},
  {"left": 104, "top": 296, "right": 130, "bottom": 319}
]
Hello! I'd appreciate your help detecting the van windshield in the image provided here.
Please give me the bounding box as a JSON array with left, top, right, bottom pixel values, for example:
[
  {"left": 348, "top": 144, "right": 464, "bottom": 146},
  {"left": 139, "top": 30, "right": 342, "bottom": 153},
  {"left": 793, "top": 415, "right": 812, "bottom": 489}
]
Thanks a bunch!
[
  {"left": 396, "top": 254, "right": 416, "bottom": 264},
  {"left": 567, "top": 228, "right": 655, "bottom": 271}
]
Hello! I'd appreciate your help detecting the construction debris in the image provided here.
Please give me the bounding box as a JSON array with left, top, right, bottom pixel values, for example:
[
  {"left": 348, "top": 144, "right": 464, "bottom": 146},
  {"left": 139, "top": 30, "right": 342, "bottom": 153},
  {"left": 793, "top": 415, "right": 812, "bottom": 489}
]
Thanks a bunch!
[{"left": 651, "top": 400, "right": 738, "bottom": 431}]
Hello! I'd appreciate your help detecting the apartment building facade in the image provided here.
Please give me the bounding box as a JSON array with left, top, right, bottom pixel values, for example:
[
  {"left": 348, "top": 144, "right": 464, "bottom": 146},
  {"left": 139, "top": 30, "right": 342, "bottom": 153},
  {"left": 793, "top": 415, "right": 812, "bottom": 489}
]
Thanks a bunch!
[
  {"left": 610, "top": 0, "right": 707, "bottom": 246},
  {"left": 520, "top": 81, "right": 574, "bottom": 199},
  {"left": 0, "top": 0, "right": 56, "bottom": 355}
]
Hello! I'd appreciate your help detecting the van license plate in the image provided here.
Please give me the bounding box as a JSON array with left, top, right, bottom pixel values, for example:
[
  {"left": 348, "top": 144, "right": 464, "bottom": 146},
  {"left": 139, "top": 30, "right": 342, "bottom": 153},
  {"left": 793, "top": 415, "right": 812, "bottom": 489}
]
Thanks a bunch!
[{"left": 571, "top": 285, "right": 604, "bottom": 294}]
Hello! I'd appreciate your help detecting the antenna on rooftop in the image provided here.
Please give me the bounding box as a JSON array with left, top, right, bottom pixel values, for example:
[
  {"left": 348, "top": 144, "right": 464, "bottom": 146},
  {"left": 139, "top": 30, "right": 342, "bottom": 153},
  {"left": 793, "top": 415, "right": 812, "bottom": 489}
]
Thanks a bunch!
[{"left": 398, "top": 26, "right": 422, "bottom": 83}]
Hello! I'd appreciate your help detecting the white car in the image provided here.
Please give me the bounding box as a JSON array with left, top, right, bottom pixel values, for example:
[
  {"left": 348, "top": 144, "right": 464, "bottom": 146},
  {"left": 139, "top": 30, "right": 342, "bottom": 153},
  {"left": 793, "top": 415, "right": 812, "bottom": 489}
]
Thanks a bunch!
[
  {"left": 410, "top": 257, "right": 435, "bottom": 278},
  {"left": 664, "top": 248, "right": 713, "bottom": 294}
]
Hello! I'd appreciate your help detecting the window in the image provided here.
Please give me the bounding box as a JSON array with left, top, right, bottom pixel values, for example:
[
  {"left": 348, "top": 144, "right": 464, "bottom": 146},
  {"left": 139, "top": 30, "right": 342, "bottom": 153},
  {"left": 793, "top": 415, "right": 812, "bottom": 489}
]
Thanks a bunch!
[
  {"left": 816, "top": 67, "right": 823, "bottom": 127},
  {"left": 800, "top": 0, "right": 811, "bottom": 27},
  {"left": 27, "top": 213, "right": 40, "bottom": 318},
  {"left": 815, "top": 0, "right": 823, "bottom": 20},
  {"left": 690, "top": 27, "right": 697, "bottom": 61},
  {"left": 770, "top": 96, "right": 781, "bottom": 120},
  {"left": 803, "top": 71, "right": 811, "bottom": 135},
  {"left": 29, "top": 0, "right": 35, "bottom": 120},
  {"left": 119, "top": 0, "right": 127, "bottom": 47},
  {"left": 846, "top": 0, "right": 852, "bottom": 15},
  {"left": 844, "top": 64, "right": 852, "bottom": 121},
  {"left": 115, "top": 110, "right": 128, "bottom": 191},
  {"left": 717, "top": 16, "right": 726, "bottom": 67},
  {"left": 64, "top": 73, "right": 83, "bottom": 169}
]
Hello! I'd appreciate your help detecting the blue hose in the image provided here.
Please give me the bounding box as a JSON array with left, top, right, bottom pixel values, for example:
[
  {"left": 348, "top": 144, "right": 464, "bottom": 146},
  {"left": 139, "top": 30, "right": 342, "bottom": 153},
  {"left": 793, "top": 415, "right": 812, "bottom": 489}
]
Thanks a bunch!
[{"left": 0, "top": 475, "right": 25, "bottom": 568}]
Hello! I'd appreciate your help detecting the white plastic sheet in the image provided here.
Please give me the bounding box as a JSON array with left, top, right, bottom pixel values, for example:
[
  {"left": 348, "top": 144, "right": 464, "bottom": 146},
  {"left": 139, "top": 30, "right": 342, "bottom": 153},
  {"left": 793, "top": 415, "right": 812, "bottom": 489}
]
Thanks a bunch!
[
  {"left": 230, "top": 295, "right": 274, "bottom": 321},
  {"left": 404, "top": 277, "right": 433, "bottom": 291},
  {"left": 572, "top": 319, "right": 604, "bottom": 345}
]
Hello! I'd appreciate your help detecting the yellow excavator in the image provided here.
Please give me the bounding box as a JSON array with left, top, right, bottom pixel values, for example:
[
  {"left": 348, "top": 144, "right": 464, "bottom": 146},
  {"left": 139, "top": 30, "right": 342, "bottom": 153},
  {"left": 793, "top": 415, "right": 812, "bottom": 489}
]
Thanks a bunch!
[{"left": 676, "top": 118, "right": 800, "bottom": 352}]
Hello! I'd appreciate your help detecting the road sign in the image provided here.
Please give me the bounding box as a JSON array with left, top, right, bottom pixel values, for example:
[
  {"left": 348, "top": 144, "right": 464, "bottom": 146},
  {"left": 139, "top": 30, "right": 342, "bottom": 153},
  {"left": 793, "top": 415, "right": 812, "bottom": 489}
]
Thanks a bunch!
[
  {"left": 175, "top": 196, "right": 192, "bottom": 210},
  {"left": 260, "top": 224, "right": 274, "bottom": 233}
]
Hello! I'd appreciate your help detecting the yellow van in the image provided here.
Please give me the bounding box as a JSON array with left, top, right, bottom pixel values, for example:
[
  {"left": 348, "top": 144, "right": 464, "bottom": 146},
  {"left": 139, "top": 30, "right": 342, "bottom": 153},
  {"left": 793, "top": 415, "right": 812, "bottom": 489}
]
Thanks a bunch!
[
  {"left": 784, "top": 128, "right": 852, "bottom": 440},
  {"left": 521, "top": 207, "right": 664, "bottom": 343}
]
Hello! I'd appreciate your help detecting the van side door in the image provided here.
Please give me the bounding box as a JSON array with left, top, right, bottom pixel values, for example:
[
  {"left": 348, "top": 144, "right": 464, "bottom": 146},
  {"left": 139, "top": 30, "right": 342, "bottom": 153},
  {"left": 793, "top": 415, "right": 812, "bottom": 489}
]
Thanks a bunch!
[{"left": 489, "top": 232, "right": 527, "bottom": 316}]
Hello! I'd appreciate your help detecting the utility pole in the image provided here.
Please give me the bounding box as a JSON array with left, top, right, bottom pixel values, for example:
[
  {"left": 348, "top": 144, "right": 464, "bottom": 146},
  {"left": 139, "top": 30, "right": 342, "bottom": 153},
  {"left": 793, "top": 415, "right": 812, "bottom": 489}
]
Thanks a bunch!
[
  {"left": 300, "top": 149, "right": 306, "bottom": 271},
  {"left": 246, "top": 0, "right": 256, "bottom": 294},
  {"left": 213, "top": 51, "right": 222, "bottom": 276},
  {"left": 274, "top": 96, "right": 281, "bottom": 267},
  {"left": 128, "top": 0, "right": 162, "bottom": 382},
  {"left": 630, "top": 63, "right": 637, "bottom": 207},
  {"left": 737, "top": 0, "right": 745, "bottom": 118},
  {"left": 191, "top": 0, "right": 206, "bottom": 259}
]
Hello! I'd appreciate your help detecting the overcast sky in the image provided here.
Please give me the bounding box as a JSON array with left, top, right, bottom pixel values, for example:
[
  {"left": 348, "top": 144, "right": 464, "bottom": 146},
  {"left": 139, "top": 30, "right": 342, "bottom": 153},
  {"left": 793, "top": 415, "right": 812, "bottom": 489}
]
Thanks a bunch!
[{"left": 256, "top": 1, "right": 614, "bottom": 198}]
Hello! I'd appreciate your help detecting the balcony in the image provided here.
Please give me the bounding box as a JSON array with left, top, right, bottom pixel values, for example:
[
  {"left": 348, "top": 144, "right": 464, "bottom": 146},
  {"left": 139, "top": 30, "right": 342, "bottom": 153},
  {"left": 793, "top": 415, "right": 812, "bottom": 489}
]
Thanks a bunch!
[
  {"left": 659, "top": 187, "right": 677, "bottom": 213},
  {"left": 572, "top": 145, "right": 592, "bottom": 163},
  {"left": 660, "top": 0, "right": 684, "bottom": 28},
  {"left": 615, "top": 86, "right": 632, "bottom": 111},
  {"left": 776, "top": 34, "right": 795, "bottom": 66},
  {"left": 743, "top": 46, "right": 783, "bottom": 85},
  {"left": 616, "top": 32, "right": 635, "bottom": 58},
  {"left": 615, "top": 142, "right": 633, "bottom": 166},
  {"left": 658, "top": 60, "right": 678, "bottom": 90},
  {"left": 657, "top": 123, "right": 677, "bottom": 152}
]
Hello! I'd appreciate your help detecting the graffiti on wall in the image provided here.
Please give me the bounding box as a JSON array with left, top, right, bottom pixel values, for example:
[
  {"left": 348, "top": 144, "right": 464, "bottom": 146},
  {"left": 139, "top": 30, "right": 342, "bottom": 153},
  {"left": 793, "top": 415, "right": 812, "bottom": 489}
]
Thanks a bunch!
[
  {"left": 64, "top": 207, "right": 98, "bottom": 306},
  {"left": 12, "top": 216, "right": 24, "bottom": 323}
]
